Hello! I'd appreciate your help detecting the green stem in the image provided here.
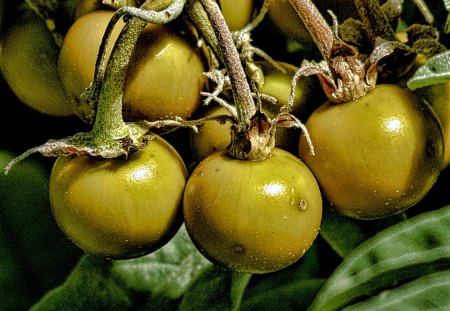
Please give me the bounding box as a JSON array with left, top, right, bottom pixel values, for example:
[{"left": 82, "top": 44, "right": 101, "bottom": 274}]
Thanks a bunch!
[
  {"left": 91, "top": 0, "right": 180, "bottom": 144},
  {"left": 186, "top": 0, "right": 224, "bottom": 65},
  {"left": 199, "top": 0, "right": 255, "bottom": 127}
]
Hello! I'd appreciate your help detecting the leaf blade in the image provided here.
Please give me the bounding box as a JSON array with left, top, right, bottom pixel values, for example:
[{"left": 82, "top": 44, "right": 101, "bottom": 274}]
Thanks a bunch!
[
  {"left": 407, "top": 50, "right": 450, "bottom": 90},
  {"left": 308, "top": 205, "right": 450, "bottom": 311}
]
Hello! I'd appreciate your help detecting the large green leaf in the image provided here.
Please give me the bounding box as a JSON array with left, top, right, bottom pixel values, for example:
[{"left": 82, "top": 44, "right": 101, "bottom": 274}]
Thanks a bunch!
[
  {"left": 178, "top": 266, "right": 252, "bottom": 311},
  {"left": 112, "top": 225, "right": 212, "bottom": 299},
  {"left": 241, "top": 244, "right": 325, "bottom": 311},
  {"left": 319, "top": 208, "right": 367, "bottom": 258},
  {"left": 30, "top": 225, "right": 212, "bottom": 310},
  {"left": 0, "top": 151, "right": 82, "bottom": 309},
  {"left": 308, "top": 205, "right": 450, "bottom": 311},
  {"left": 343, "top": 270, "right": 450, "bottom": 311},
  {"left": 407, "top": 50, "right": 450, "bottom": 90}
]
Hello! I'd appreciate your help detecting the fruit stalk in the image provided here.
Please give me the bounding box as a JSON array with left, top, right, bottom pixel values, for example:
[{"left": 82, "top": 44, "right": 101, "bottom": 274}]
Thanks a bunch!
[
  {"left": 91, "top": 0, "right": 180, "bottom": 144},
  {"left": 287, "top": 0, "right": 333, "bottom": 63},
  {"left": 199, "top": 0, "right": 255, "bottom": 127}
]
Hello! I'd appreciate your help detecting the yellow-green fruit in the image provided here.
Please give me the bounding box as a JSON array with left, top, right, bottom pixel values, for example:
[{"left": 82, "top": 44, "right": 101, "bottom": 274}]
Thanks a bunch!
[
  {"left": 1, "top": 9, "right": 74, "bottom": 116},
  {"left": 184, "top": 148, "right": 322, "bottom": 273},
  {"left": 219, "top": 0, "right": 254, "bottom": 31},
  {"left": 122, "top": 23, "right": 207, "bottom": 121},
  {"left": 415, "top": 83, "right": 450, "bottom": 167},
  {"left": 299, "top": 84, "right": 443, "bottom": 220},
  {"left": 49, "top": 135, "right": 188, "bottom": 259},
  {"left": 59, "top": 10, "right": 206, "bottom": 123},
  {"left": 58, "top": 10, "right": 124, "bottom": 122}
]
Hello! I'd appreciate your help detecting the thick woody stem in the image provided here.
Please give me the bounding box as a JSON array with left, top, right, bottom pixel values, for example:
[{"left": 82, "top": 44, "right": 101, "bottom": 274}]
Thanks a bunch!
[
  {"left": 200, "top": 0, "right": 255, "bottom": 127},
  {"left": 288, "top": 0, "right": 333, "bottom": 61}
]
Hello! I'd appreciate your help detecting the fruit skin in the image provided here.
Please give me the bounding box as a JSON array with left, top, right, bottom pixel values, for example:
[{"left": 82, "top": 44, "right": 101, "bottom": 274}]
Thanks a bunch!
[
  {"left": 122, "top": 23, "right": 206, "bottom": 122},
  {"left": 219, "top": 0, "right": 254, "bottom": 31},
  {"left": 58, "top": 10, "right": 206, "bottom": 123},
  {"left": 1, "top": 9, "right": 74, "bottom": 116},
  {"left": 299, "top": 84, "right": 443, "bottom": 220},
  {"left": 415, "top": 82, "right": 450, "bottom": 167},
  {"left": 49, "top": 135, "right": 188, "bottom": 259},
  {"left": 57, "top": 10, "right": 124, "bottom": 122},
  {"left": 183, "top": 148, "right": 322, "bottom": 274}
]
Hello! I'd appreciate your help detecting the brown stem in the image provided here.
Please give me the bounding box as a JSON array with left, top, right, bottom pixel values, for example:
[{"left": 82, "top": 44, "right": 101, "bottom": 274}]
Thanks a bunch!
[
  {"left": 200, "top": 0, "right": 255, "bottom": 126},
  {"left": 288, "top": 0, "right": 333, "bottom": 61}
]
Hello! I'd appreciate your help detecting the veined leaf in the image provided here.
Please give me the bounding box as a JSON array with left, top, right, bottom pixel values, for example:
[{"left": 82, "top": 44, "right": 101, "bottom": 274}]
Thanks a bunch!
[
  {"left": 241, "top": 244, "right": 325, "bottom": 311},
  {"left": 112, "top": 225, "right": 212, "bottom": 299},
  {"left": 319, "top": 208, "right": 367, "bottom": 258},
  {"left": 445, "top": 0, "right": 450, "bottom": 9},
  {"left": 178, "top": 265, "right": 251, "bottom": 311},
  {"left": 308, "top": 205, "right": 450, "bottom": 311},
  {"left": 343, "top": 270, "right": 450, "bottom": 311},
  {"left": 30, "top": 225, "right": 213, "bottom": 310},
  {"left": 407, "top": 50, "right": 450, "bottom": 90}
]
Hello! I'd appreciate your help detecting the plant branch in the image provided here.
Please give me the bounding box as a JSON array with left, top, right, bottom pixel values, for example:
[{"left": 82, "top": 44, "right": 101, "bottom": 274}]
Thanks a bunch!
[
  {"left": 91, "top": 0, "right": 185, "bottom": 144},
  {"left": 288, "top": 0, "right": 333, "bottom": 62},
  {"left": 199, "top": 0, "right": 255, "bottom": 127}
]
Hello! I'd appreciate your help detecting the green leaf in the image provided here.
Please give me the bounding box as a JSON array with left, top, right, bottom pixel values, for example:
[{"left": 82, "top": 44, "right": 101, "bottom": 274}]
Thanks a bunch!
[
  {"left": 0, "top": 151, "right": 82, "bottom": 308},
  {"left": 319, "top": 208, "right": 367, "bottom": 258},
  {"left": 308, "top": 205, "right": 450, "bottom": 311},
  {"left": 343, "top": 270, "right": 450, "bottom": 311},
  {"left": 0, "top": 222, "right": 35, "bottom": 310},
  {"left": 30, "top": 256, "right": 134, "bottom": 311},
  {"left": 242, "top": 279, "right": 324, "bottom": 311},
  {"left": 112, "top": 225, "right": 213, "bottom": 299},
  {"left": 445, "top": 0, "right": 450, "bottom": 9},
  {"left": 406, "top": 50, "right": 450, "bottom": 90},
  {"left": 178, "top": 265, "right": 252, "bottom": 311},
  {"left": 30, "top": 225, "right": 212, "bottom": 310},
  {"left": 241, "top": 243, "right": 325, "bottom": 310}
]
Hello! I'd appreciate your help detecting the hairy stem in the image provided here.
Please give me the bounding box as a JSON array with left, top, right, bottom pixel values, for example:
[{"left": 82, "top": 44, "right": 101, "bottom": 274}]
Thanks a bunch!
[
  {"left": 200, "top": 0, "right": 255, "bottom": 127},
  {"left": 91, "top": 0, "right": 184, "bottom": 144},
  {"left": 288, "top": 0, "right": 333, "bottom": 61}
]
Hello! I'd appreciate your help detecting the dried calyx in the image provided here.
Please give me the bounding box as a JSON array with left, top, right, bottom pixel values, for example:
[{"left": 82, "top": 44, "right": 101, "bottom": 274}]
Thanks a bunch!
[
  {"left": 287, "top": 0, "right": 400, "bottom": 104},
  {"left": 197, "top": 0, "right": 312, "bottom": 161}
]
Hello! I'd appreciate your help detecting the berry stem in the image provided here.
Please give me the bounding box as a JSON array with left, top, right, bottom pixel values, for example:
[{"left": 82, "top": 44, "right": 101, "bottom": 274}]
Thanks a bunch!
[{"left": 199, "top": 0, "right": 255, "bottom": 127}]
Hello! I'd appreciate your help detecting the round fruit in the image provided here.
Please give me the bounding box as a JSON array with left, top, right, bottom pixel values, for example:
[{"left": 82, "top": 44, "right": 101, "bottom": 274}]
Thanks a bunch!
[
  {"left": 75, "top": 0, "right": 108, "bottom": 19},
  {"left": 299, "top": 84, "right": 444, "bottom": 220},
  {"left": 122, "top": 23, "right": 206, "bottom": 121},
  {"left": 219, "top": 0, "right": 254, "bottom": 31},
  {"left": 183, "top": 148, "right": 322, "bottom": 274},
  {"left": 49, "top": 135, "right": 188, "bottom": 259},
  {"left": 415, "top": 83, "right": 450, "bottom": 167},
  {"left": 58, "top": 10, "right": 206, "bottom": 123},
  {"left": 1, "top": 9, "right": 74, "bottom": 116}
]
